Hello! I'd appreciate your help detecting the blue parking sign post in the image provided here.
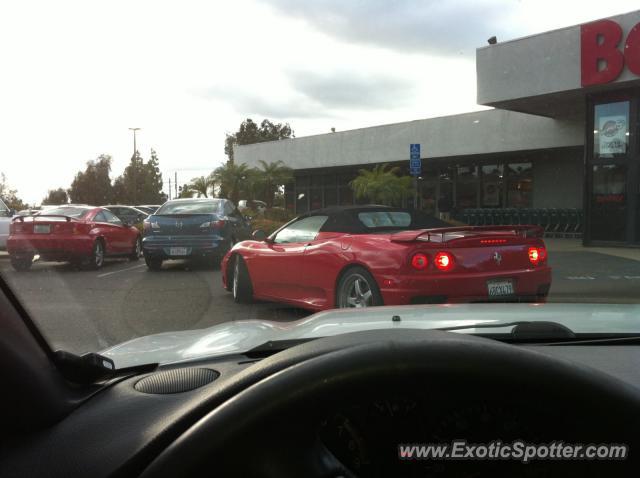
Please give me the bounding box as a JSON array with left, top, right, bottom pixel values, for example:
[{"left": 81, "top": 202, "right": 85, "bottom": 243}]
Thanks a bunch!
[{"left": 409, "top": 144, "right": 421, "bottom": 208}]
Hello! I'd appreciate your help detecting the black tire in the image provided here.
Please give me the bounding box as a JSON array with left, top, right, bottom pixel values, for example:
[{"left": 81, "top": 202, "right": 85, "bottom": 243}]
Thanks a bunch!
[
  {"left": 231, "top": 254, "right": 253, "bottom": 303},
  {"left": 336, "top": 266, "right": 383, "bottom": 308},
  {"left": 145, "top": 255, "right": 163, "bottom": 271},
  {"left": 129, "top": 236, "right": 142, "bottom": 261},
  {"left": 86, "top": 239, "right": 105, "bottom": 270},
  {"left": 10, "top": 255, "right": 33, "bottom": 272}
]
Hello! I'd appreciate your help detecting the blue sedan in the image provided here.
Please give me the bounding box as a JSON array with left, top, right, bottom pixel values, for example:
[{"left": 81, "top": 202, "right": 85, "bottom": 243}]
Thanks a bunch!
[{"left": 142, "top": 198, "right": 251, "bottom": 270}]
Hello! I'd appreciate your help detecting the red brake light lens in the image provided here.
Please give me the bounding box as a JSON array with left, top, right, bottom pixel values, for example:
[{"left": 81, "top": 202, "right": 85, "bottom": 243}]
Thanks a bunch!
[
  {"left": 434, "top": 252, "right": 454, "bottom": 271},
  {"left": 411, "top": 253, "right": 428, "bottom": 270},
  {"left": 528, "top": 247, "right": 547, "bottom": 266}
]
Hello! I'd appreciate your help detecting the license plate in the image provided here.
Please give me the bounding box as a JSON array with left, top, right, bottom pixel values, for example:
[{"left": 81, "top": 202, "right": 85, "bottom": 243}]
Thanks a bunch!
[
  {"left": 34, "top": 224, "right": 50, "bottom": 234},
  {"left": 487, "top": 279, "right": 514, "bottom": 297},
  {"left": 169, "top": 247, "right": 189, "bottom": 256}
]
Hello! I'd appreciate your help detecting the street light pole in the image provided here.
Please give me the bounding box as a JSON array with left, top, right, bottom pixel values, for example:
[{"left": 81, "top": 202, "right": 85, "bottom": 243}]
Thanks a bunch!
[{"left": 129, "top": 128, "right": 141, "bottom": 204}]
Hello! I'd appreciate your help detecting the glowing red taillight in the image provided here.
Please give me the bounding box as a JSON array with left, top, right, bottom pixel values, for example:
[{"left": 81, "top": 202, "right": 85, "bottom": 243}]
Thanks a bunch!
[
  {"left": 528, "top": 246, "right": 547, "bottom": 266},
  {"left": 411, "top": 253, "right": 428, "bottom": 270},
  {"left": 434, "top": 252, "right": 454, "bottom": 271}
]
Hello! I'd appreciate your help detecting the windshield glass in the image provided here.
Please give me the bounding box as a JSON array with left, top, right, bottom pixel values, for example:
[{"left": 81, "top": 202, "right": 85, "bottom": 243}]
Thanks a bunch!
[
  {"left": 2, "top": 2, "right": 640, "bottom": 369},
  {"left": 156, "top": 200, "right": 223, "bottom": 215}
]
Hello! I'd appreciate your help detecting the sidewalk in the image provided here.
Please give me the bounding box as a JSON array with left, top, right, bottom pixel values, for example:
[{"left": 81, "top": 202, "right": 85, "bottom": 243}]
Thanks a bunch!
[{"left": 544, "top": 238, "right": 640, "bottom": 262}]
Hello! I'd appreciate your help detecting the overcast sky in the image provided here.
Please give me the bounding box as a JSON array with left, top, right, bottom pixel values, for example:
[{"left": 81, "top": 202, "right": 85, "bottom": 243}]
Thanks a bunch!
[{"left": 2, "top": 0, "right": 639, "bottom": 203}]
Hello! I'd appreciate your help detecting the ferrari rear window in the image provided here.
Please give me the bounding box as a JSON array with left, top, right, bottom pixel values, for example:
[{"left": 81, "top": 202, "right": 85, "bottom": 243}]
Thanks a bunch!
[
  {"left": 156, "top": 200, "right": 223, "bottom": 215},
  {"left": 358, "top": 211, "right": 412, "bottom": 228}
]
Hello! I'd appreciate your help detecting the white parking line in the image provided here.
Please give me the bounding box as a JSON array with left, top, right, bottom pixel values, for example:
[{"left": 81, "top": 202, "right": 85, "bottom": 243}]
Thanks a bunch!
[{"left": 97, "top": 264, "right": 146, "bottom": 278}]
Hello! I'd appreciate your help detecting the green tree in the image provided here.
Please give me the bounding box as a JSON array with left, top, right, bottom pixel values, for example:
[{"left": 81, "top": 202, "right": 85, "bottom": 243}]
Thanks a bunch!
[
  {"left": 112, "top": 149, "right": 166, "bottom": 204},
  {"left": 68, "top": 155, "right": 113, "bottom": 205},
  {"left": 212, "top": 162, "right": 252, "bottom": 204},
  {"left": 350, "top": 164, "right": 413, "bottom": 206},
  {"left": 225, "top": 118, "right": 294, "bottom": 162},
  {"left": 178, "top": 183, "right": 193, "bottom": 198},
  {"left": 0, "top": 173, "right": 28, "bottom": 210},
  {"left": 42, "top": 188, "right": 69, "bottom": 205},
  {"left": 254, "top": 160, "right": 293, "bottom": 208},
  {"left": 188, "top": 175, "right": 215, "bottom": 198}
]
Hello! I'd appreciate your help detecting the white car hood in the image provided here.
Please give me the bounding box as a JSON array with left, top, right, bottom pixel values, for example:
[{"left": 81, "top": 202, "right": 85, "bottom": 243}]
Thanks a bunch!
[{"left": 102, "top": 303, "right": 640, "bottom": 368}]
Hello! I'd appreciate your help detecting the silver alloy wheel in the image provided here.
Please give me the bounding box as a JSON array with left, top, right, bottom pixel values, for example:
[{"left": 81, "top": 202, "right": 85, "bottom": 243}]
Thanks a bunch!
[
  {"left": 233, "top": 256, "right": 240, "bottom": 298},
  {"left": 135, "top": 238, "right": 141, "bottom": 257},
  {"left": 339, "top": 273, "right": 374, "bottom": 308},
  {"left": 95, "top": 241, "right": 104, "bottom": 268}
]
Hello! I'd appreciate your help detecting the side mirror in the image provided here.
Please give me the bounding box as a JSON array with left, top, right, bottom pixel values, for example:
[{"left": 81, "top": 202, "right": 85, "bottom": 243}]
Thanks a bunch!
[
  {"left": 9, "top": 209, "right": 16, "bottom": 217},
  {"left": 252, "top": 229, "right": 268, "bottom": 241}
]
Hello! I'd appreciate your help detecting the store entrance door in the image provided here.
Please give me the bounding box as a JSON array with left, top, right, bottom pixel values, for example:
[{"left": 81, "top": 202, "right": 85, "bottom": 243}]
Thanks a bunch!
[{"left": 585, "top": 93, "right": 639, "bottom": 245}]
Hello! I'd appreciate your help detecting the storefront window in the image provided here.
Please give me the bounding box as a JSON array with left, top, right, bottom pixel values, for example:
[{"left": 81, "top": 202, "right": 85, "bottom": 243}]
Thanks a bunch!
[
  {"left": 338, "top": 173, "right": 354, "bottom": 206},
  {"left": 323, "top": 175, "right": 337, "bottom": 207},
  {"left": 310, "top": 188, "right": 322, "bottom": 210},
  {"left": 481, "top": 164, "right": 503, "bottom": 208},
  {"left": 438, "top": 167, "right": 454, "bottom": 214},
  {"left": 455, "top": 165, "right": 478, "bottom": 209},
  {"left": 594, "top": 101, "right": 630, "bottom": 160},
  {"left": 506, "top": 162, "right": 533, "bottom": 208},
  {"left": 284, "top": 184, "right": 294, "bottom": 213},
  {"left": 296, "top": 190, "right": 308, "bottom": 213},
  {"left": 420, "top": 169, "right": 437, "bottom": 215},
  {"left": 591, "top": 164, "right": 626, "bottom": 241}
]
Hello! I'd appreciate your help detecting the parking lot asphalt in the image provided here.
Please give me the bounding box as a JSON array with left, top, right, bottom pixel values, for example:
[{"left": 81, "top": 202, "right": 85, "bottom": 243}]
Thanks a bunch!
[{"left": 1, "top": 242, "right": 640, "bottom": 355}]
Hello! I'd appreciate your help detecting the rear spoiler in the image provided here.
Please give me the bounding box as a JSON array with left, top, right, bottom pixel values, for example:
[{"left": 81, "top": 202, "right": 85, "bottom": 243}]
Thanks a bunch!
[
  {"left": 390, "top": 225, "right": 545, "bottom": 243},
  {"left": 12, "top": 215, "right": 75, "bottom": 223}
]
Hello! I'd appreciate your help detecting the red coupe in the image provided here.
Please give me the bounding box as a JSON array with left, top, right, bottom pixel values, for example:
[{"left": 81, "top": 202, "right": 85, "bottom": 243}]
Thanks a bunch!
[
  {"left": 221, "top": 206, "right": 551, "bottom": 310},
  {"left": 7, "top": 206, "right": 142, "bottom": 271}
]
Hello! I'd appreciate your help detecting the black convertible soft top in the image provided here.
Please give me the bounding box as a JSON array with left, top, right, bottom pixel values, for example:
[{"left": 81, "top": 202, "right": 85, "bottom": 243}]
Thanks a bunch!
[{"left": 299, "top": 205, "right": 450, "bottom": 234}]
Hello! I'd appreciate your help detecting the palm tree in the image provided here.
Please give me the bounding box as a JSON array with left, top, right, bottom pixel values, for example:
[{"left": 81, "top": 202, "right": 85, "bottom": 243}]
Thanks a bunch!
[
  {"left": 350, "top": 164, "right": 413, "bottom": 206},
  {"left": 212, "top": 162, "right": 252, "bottom": 204},
  {"left": 188, "top": 176, "right": 214, "bottom": 198},
  {"left": 255, "top": 160, "right": 293, "bottom": 208}
]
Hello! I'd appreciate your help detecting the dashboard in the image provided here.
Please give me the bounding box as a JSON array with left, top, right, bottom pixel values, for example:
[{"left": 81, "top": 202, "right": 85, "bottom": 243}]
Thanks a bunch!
[{"left": 2, "top": 339, "right": 640, "bottom": 478}]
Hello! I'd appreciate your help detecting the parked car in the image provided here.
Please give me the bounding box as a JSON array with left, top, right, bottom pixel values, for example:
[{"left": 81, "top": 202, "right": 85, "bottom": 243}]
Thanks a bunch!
[
  {"left": 0, "top": 197, "right": 16, "bottom": 250},
  {"left": 142, "top": 198, "right": 251, "bottom": 270},
  {"left": 7, "top": 206, "right": 141, "bottom": 271},
  {"left": 135, "top": 204, "right": 162, "bottom": 214},
  {"left": 222, "top": 205, "right": 552, "bottom": 310},
  {"left": 238, "top": 199, "right": 266, "bottom": 215},
  {"left": 103, "top": 205, "right": 149, "bottom": 232}
]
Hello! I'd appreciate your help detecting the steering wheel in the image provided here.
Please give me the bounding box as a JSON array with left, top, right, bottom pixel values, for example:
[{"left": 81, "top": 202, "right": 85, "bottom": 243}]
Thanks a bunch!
[{"left": 141, "top": 330, "right": 640, "bottom": 477}]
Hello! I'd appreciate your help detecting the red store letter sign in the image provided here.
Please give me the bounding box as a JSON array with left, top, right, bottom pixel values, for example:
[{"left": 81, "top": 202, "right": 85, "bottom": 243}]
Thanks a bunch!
[
  {"left": 581, "top": 20, "right": 624, "bottom": 87},
  {"left": 581, "top": 19, "right": 640, "bottom": 87}
]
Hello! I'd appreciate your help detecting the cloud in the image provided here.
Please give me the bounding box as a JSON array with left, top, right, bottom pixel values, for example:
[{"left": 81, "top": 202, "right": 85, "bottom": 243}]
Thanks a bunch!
[
  {"left": 260, "top": 0, "right": 516, "bottom": 55},
  {"left": 287, "top": 69, "right": 416, "bottom": 109},
  {"left": 199, "top": 67, "right": 415, "bottom": 117},
  {"left": 199, "top": 84, "right": 335, "bottom": 119}
]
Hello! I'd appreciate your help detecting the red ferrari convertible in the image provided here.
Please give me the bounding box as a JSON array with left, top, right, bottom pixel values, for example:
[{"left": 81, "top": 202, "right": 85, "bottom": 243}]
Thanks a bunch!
[
  {"left": 222, "top": 206, "right": 551, "bottom": 310},
  {"left": 7, "top": 206, "right": 142, "bottom": 271}
]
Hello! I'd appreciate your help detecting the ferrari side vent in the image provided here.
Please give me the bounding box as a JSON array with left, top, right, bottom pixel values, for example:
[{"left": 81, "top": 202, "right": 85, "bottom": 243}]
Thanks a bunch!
[{"left": 134, "top": 368, "right": 219, "bottom": 394}]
